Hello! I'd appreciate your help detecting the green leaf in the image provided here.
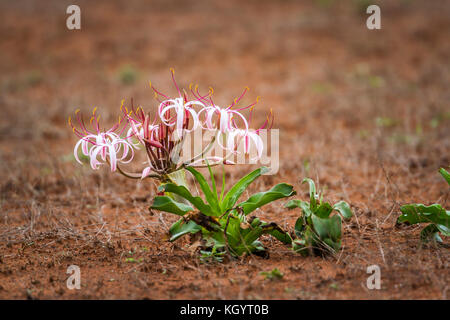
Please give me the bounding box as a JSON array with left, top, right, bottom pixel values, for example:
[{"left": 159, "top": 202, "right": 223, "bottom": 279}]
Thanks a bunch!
[
  {"left": 219, "top": 164, "right": 226, "bottom": 202},
  {"left": 398, "top": 203, "right": 448, "bottom": 226},
  {"left": 436, "top": 223, "right": 450, "bottom": 237},
  {"left": 221, "top": 215, "right": 291, "bottom": 256},
  {"left": 167, "top": 169, "right": 189, "bottom": 188},
  {"left": 294, "top": 217, "right": 305, "bottom": 237},
  {"left": 303, "top": 226, "right": 316, "bottom": 249},
  {"left": 439, "top": 168, "right": 450, "bottom": 186},
  {"left": 249, "top": 218, "right": 292, "bottom": 244},
  {"left": 284, "top": 199, "right": 303, "bottom": 209},
  {"left": 333, "top": 201, "right": 353, "bottom": 220},
  {"left": 420, "top": 224, "right": 442, "bottom": 243},
  {"left": 206, "top": 161, "right": 218, "bottom": 198},
  {"left": 311, "top": 214, "right": 341, "bottom": 242},
  {"left": 299, "top": 201, "right": 314, "bottom": 217},
  {"left": 203, "top": 229, "right": 227, "bottom": 249},
  {"left": 237, "top": 183, "right": 295, "bottom": 215},
  {"left": 267, "top": 228, "right": 292, "bottom": 244},
  {"left": 221, "top": 167, "right": 269, "bottom": 212},
  {"left": 168, "top": 219, "right": 201, "bottom": 241},
  {"left": 242, "top": 227, "right": 266, "bottom": 247},
  {"left": 323, "top": 237, "right": 341, "bottom": 252},
  {"left": 285, "top": 199, "right": 315, "bottom": 217},
  {"left": 220, "top": 214, "right": 241, "bottom": 249},
  {"left": 158, "top": 183, "right": 214, "bottom": 216},
  {"left": 292, "top": 239, "right": 306, "bottom": 254},
  {"left": 302, "top": 178, "right": 317, "bottom": 210},
  {"left": 314, "top": 202, "right": 333, "bottom": 218},
  {"left": 329, "top": 215, "right": 342, "bottom": 240},
  {"left": 150, "top": 196, "right": 194, "bottom": 216},
  {"left": 250, "top": 217, "right": 261, "bottom": 228},
  {"left": 185, "top": 166, "right": 221, "bottom": 215}
]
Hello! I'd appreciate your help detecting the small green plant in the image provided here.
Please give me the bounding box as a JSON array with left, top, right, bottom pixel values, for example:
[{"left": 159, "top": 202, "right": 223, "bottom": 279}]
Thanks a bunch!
[
  {"left": 25, "top": 70, "right": 43, "bottom": 87},
  {"left": 375, "top": 116, "right": 397, "bottom": 128},
  {"left": 118, "top": 64, "right": 138, "bottom": 85},
  {"left": 199, "top": 247, "right": 226, "bottom": 263},
  {"left": 151, "top": 166, "right": 295, "bottom": 258},
  {"left": 284, "top": 178, "right": 352, "bottom": 256},
  {"left": 260, "top": 268, "right": 284, "bottom": 281},
  {"left": 397, "top": 168, "right": 450, "bottom": 243}
]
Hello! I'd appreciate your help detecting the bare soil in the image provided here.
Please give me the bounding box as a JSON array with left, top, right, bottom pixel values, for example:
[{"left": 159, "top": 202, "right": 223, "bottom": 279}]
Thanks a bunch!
[{"left": 0, "top": 0, "right": 449, "bottom": 299}]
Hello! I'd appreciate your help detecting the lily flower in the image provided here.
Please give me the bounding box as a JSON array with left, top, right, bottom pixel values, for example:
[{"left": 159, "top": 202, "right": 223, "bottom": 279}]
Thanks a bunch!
[
  {"left": 151, "top": 69, "right": 205, "bottom": 136},
  {"left": 196, "top": 87, "right": 260, "bottom": 133},
  {"left": 158, "top": 97, "right": 204, "bottom": 135},
  {"left": 226, "top": 108, "right": 273, "bottom": 161},
  {"left": 226, "top": 129, "right": 263, "bottom": 161},
  {"left": 69, "top": 108, "right": 134, "bottom": 172},
  {"left": 69, "top": 71, "right": 274, "bottom": 180}
]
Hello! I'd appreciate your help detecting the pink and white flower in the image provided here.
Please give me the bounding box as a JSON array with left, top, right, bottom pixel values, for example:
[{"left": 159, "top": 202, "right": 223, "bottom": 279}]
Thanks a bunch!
[
  {"left": 227, "top": 128, "right": 264, "bottom": 161},
  {"left": 69, "top": 71, "right": 274, "bottom": 178},
  {"left": 158, "top": 97, "right": 204, "bottom": 135},
  {"left": 70, "top": 109, "right": 135, "bottom": 172}
]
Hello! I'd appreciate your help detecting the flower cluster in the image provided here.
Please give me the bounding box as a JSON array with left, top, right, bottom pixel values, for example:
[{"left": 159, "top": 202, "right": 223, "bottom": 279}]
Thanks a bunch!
[
  {"left": 69, "top": 108, "right": 134, "bottom": 172},
  {"left": 69, "top": 71, "right": 273, "bottom": 180}
]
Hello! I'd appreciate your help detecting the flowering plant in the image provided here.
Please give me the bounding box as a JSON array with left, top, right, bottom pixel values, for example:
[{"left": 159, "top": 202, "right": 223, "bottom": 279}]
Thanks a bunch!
[
  {"left": 68, "top": 72, "right": 357, "bottom": 260},
  {"left": 69, "top": 70, "right": 272, "bottom": 185},
  {"left": 69, "top": 72, "right": 290, "bottom": 258}
]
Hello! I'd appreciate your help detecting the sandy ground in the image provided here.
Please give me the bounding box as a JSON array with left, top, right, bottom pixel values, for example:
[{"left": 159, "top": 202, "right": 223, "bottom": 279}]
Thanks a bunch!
[{"left": 0, "top": 0, "right": 449, "bottom": 299}]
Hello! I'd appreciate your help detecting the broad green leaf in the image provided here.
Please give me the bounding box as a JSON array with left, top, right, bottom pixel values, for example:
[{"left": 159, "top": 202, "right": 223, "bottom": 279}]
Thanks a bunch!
[
  {"left": 150, "top": 196, "right": 194, "bottom": 216},
  {"left": 329, "top": 215, "right": 342, "bottom": 241},
  {"left": 436, "top": 223, "right": 450, "bottom": 237},
  {"left": 284, "top": 199, "right": 303, "bottom": 209},
  {"left": 302, "top": 178, "right": 317, "bottom": 210},
  {"left": 185, "top": 166, "right": 221, "bottom": 215},
  {"left": 167, "top": 169, "right": 188, "bottom": 188},
  {"left": 166, "top": 169, "right": 191, "bottom": 205},
  {"left": 398, "top": 203, "right": 448, "bottom": 226},
  {"left": 221, "top": 167, "right": 269, "bottom": 212},
  {"left": 333, "top": 201, "right": 353, "bottom": 220},
  {"left": 168, "top": 219, "right": 201, "bottom": 241},
  {"left": 267, "top": 228, "right": 292, "bottom": 244},
  {"left": 439, "top": 168, "right": 450, "bottom": 186},
  {"left": 237, "top": 183, "right": 295, "bottom": 215},
  {"left": 158, "top": 183, "right": 214, "bottom": 216},
  {"left": 314, "top": 202, "right": 333, "bottom": 218},
  {"left": 311, "top": 214, "right": 341, "bottom": 242}
]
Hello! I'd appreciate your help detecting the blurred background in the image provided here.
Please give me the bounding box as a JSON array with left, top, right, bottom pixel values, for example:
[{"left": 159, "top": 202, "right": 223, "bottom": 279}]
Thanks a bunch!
[{"left": 0, "top": 0, "right": 449, "bottom": 299}]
